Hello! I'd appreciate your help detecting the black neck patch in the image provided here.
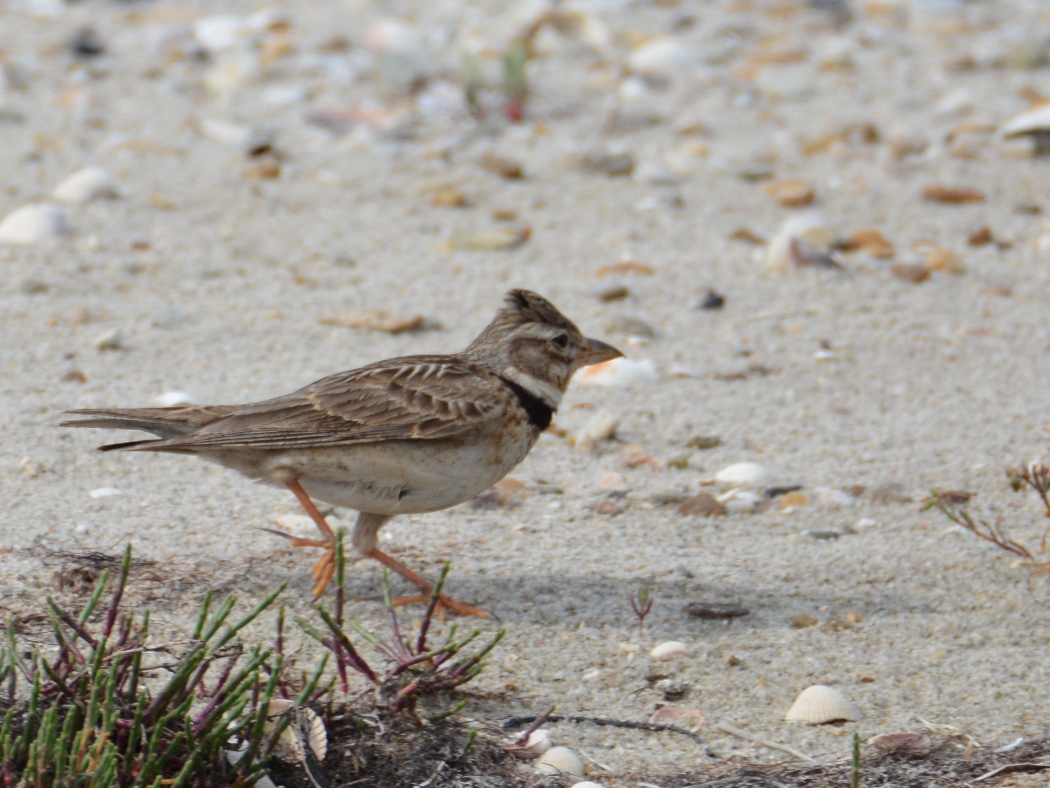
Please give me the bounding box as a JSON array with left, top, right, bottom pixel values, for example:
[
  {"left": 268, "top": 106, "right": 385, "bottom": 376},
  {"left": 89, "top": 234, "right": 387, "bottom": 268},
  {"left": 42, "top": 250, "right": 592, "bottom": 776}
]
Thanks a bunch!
[{"left": 497, "top": 376, "right": 554, "bottom": 431}]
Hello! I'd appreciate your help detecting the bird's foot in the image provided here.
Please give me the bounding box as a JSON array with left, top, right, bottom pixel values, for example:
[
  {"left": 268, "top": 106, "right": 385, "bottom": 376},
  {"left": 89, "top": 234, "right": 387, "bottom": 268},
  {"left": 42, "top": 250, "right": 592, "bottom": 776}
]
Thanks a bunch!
[
  {"left": 391, "top": 593, "right": 490, "bottom": 619},
  {"left": 259, "top": 527, "right": 337, "bottom": 600}
]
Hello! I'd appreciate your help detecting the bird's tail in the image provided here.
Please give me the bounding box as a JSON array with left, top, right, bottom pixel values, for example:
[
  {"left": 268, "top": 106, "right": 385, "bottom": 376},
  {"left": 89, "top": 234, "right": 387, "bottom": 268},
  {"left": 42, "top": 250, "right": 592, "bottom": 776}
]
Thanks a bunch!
[{"left": 61, "top": 406, "right": 234, "bottom": 451}]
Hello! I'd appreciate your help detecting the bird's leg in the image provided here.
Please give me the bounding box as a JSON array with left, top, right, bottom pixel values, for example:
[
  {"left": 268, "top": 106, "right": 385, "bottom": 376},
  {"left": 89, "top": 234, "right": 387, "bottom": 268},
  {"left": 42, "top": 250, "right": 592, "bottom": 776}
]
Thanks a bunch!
[
  {"left": 353, "top": 512, "right": 489, "bottom": 619},
  {"left": 259, "top": 480, "right": 339, "bottom": 599}
]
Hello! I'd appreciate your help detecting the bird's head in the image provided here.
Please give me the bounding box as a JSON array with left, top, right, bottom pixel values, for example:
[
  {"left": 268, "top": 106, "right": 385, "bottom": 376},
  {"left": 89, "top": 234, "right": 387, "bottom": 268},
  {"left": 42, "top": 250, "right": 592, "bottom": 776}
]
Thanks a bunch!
[{"left": 463, "top": 289, "right": 623, "bottom": 409}]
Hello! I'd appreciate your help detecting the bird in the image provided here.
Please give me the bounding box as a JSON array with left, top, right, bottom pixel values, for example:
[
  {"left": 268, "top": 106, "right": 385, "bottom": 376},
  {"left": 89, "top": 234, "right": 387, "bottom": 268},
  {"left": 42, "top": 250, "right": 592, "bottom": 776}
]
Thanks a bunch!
[{"left": 63, "top": 289, "right": 623, "bottom": 616}]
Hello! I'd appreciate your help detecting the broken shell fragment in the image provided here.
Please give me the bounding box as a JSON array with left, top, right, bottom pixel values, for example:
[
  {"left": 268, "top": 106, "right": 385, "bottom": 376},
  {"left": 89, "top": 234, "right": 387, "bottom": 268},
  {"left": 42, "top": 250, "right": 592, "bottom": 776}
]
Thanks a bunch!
[
  {"left": 153, "top": 391, "right": 200, "bottom": 407},
  {"left": 535, "top": 746, "right": 585, "bottom": 777},
  {"left": 648, "top": 706, "right": 706, "bottom": 731},
  {"left": 574, "top": 409, "right": 620, "bottom": 446},
  {"left": 871, "top": 732, "right": 932, "bottom": 757},
  {"left": 266, "top": 699, "right": 327, "bottom": 764},
  {"left": 0, "top": 203, "right": 71, "bottom": 246},
  {"left": 714, "top": 462, "right": 771, "bottom": 486},
  {"left": 651, "top": 641, "right": 689, "bottom": 660},
  {"left": 577, "top": 358, "right": 658, "bottom": 387},
  {"left": 53, "top": 167, "right": 119, "bottom": 204},
  {"left": 763, "top": 179, "right": 816, "bottom": 207},
  {"left": 999, "top": 103, "right": 1050, "bottom": 155},
  {"left": 765, "top": 214, "right": 840, "bottom": 272},
  {"left": 785, "top": 685, "right": 863, "bottom": 725}
]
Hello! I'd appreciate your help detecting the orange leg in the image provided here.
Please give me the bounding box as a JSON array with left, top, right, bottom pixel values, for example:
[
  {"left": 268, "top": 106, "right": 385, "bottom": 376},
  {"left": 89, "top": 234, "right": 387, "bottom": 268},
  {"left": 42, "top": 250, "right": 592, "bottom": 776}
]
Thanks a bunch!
[{"left": 368, "top": 548, "right": 489, "bottom": 618}]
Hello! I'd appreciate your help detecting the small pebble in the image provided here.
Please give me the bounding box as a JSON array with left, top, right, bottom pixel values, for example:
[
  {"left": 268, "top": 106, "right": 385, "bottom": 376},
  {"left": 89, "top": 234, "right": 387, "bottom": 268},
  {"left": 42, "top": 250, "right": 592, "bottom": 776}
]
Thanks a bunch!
[
  {"left": 595, "top": 284, "right": 629, "bottom": 302},
  {"left": 686, "top": 435, "right": 721, "bottom": 450},
  {"left": 153, "top": 391, "right": 200, "bottom": 407},
  {"left": 763, "top": 179, "right": 816, "bottom": 207},
  {"left": 578, "top": 150, "right": 635, "bottom": 177},
  {"left": 92, "top": 328, "right": 124, "bottom": 351},
  {"left": 607, "top": 315, "right": 657, "bottom": 339},
  {"left": 684, "top": 602, "right": 750, "bottom": 620},
  {"left": 655, "top": 678, "right": 690, "bottom": 700},
  {"left": 479, "top": 152, "right": 524, "bottom": 179},
  {"left": 677, "top": 493, "right": 725, "bottom": 517},
  {"left": 792, "top": 613, "right": 819, "bottom": 628},
  {"left": 89, "top": 487, "right": 122, "bottom": 499},
  {"left": 696, "top": 289, "right": 725, "bottom": 310}
]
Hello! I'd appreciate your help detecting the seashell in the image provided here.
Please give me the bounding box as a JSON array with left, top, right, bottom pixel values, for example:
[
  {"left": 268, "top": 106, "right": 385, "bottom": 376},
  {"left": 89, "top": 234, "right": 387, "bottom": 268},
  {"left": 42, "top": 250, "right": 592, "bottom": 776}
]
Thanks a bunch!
[
  {"left": 717, "top": 489, "right": 764, "bottom": 513},
  {"left": 714, "top": 462, "right": 771, "bottom": 486},
  {"left": 628, "top": 38, "right": 698, "bottom": 81},
  {"left": 535, "top": 746, "right": 585, "bottom": 777},
  {"left": 570, "top": 783, "right": 605, "bottom": 788},
  {"left": 443, "top": 228, "right": 530, "bottom": 252},
  {"left": 785, "top": 685, "right": 862, "bottom": 725},
  {"left": 53, "top": 167, "right": 119, "bottom": 204},
  {"left": 89, "top": 487, "right": 121, "bottom": 499},
  {"left": 0, "top": 203, "right": 71, "bottom": 246},
  {"left": 265, "top": 699, "right": 327, "bottom": 764},
  {"left": 577, "top": 358, "right": 657, "bottom": 387},
  {"left": 999, "top": 103, "right": 1050, "bottom": 155},
  {"left": 523, "top": 729, "right": 552, "bottom": 756},
  {"left": 366, "top": 19, "right": 429, "bottom": 93},
  {"left": 649, "top": 705, "right": 706, "bottom": 731},
  {"left": 650, "top": 641, "right": 689, "bottom": 660},
  {"left": 765, "top": 213, "right": 839, "bottom": 272},
  {"left": 92, "top": 328, "right": 123, "bottom": 351},
  {"left": 153, "top": 391, "right": 199, "bottom": 407}
]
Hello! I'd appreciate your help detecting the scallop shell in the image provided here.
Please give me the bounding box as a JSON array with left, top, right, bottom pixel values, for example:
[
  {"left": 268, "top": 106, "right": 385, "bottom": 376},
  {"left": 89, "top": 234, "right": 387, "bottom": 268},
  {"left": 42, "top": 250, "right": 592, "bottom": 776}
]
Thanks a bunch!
[
  {"left": 650, "top": 641, "right": 689, "bottom": 660},
  {"left": 52, "top": 167, "right": 119, "bottom": 204},
  {"left": 785, "top": 685, "right": 863, "bottom": 724},
  {"left": 714, "top": 462, "right": 771, "bottom": 486},
  {"left": 535, "top": 746, "right": 585, "bottom": 777},
  {"left": 576, "top": 358, "right": 658, "bottom": 387},
  {"left": 0, "top": 203, "right": 71, "bottom": 246}
]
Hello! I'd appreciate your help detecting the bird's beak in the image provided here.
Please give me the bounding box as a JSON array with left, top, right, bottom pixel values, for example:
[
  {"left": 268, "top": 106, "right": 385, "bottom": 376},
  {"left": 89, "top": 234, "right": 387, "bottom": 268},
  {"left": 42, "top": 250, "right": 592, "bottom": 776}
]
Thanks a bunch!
[{"left": 579, "top": 337, "right": 624, "bottom": 366}]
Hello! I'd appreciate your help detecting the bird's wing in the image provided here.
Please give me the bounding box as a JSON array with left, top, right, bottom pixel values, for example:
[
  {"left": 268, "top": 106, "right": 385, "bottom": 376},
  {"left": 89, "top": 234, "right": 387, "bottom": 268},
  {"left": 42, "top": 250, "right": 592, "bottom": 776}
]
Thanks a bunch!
[{"left": 152, "top": 356, "right": 510, "bottom": 450}]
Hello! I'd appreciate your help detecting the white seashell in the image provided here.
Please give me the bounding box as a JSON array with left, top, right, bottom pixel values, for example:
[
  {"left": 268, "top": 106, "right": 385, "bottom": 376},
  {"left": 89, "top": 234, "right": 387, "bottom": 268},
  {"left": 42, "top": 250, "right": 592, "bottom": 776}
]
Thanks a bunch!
[
  {"left": 855, "top": 517, "right": 878, "bottom": 529},
  {"left": 523, "top": 729, "right": 552, "bottom": 755},
  {"left": 575, "top": 409, "right": 619, "bottom": 443},
  {"left": 628, "top": 38, "right": 698, "bottom": 80},
  {"left": 535, "top": 746, "right": 585, "bottom": 777},
  {"left": 153, "top": 391, "right": 199, "bottom": 407},
  {"left": 765, "top": 213, "right": 837, "bottom": 272},
  {"left": 0, "top": 203, "right": 71, "bottom": 246},
  {"left": 813, "top": 487, "right": 857, "bottom": 507},
  {"left": 570, "top": 783, "right": 605, "bottom": 788},
  {"left": 576, "top": 358, "right": 658, "bottom": 387},
  {"left": 785, "top": 685, "right": 863, "bottom": 725},
  {"left": 89, "top": 487, "right": 121, "bottom": 499},
  {"left": 716, "top": 489, "right": 764, "bottom": 513},
  {"left": 650, "top": 641, "right": 689, "bottom": 660},
  {"left": 265, "top": 699, "right": 327, "bottom": 763},
  {"left": 53, "top": 168, "right": 119, "bottom": 204},
  {"left": 714, "top": 462, "right": 771, "bottom": 486},
  {"left": 92, "top": 328, "right": 123, "bottom": 351},
  {"left": 198, "top": 118, "right": 254, "bottom": 147},
  {"left": 1000, "top": 104, "right": 1050, "bottom": 155}
]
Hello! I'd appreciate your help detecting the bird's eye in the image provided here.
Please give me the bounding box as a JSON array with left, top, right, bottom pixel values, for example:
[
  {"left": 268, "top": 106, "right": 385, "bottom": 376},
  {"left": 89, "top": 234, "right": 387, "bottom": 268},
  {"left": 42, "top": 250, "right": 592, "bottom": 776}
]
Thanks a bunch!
[{"left": 550, "top": 333, "right": 569, "bottom": 349}]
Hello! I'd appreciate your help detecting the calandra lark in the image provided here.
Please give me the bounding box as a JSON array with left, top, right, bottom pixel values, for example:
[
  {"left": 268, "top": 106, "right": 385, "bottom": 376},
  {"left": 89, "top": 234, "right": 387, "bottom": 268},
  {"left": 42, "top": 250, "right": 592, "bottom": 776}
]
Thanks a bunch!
[{"left": 63, "top": 290, "right": 622, "bottom": 616}]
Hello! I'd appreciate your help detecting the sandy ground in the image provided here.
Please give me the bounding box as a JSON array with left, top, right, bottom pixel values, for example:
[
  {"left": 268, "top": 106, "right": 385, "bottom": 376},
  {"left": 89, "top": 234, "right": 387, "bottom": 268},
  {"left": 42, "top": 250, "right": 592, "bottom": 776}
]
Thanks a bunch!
[{"left": 4, "top": 0, "right": 1050, "bottom": 780}]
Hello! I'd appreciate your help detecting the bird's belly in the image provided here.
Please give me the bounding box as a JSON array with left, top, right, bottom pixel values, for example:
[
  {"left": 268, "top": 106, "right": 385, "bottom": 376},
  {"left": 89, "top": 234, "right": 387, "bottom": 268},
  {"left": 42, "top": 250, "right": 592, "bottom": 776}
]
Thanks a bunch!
[{"left": 266, "top": 436, "right": 532, "bottom": 515}]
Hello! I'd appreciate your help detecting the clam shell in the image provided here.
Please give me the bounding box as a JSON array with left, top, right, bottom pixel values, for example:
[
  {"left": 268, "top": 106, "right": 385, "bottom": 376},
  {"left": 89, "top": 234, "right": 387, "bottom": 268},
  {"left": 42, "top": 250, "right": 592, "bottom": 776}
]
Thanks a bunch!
[
  {"left": 0, "top": 203, "right": 71, "bottom": 246},
  {"left": 523, "top": 729, "right": 552, "bottom": 755},
  {"left": 52, "top": 167, "right": 119, "bottom": 204},
  {"left": 535, "top": 746, "right": 585, "bottom": 777},
  {"left": 714, "top": 462, "right": 771, "bottom": 486},
  {"left": 785, "top": 685, "right": 863, "bottom": 724},
  {"left": 650, "top": 641, "right": 689, "bottom": 660},
  {"left": 1000, "top": 103, "right": 1050, "bottom": 138},
  {"left": 265, "top": 700, "right": 327, "bottom": 763}
]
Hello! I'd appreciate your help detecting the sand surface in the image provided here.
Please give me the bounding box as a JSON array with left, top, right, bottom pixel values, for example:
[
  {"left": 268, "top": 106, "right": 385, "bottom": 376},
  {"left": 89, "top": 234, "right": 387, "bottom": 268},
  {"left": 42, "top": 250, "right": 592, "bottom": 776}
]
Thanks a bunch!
[{"left": 3, "top": 0, "right": 1050, "bottom": 779}]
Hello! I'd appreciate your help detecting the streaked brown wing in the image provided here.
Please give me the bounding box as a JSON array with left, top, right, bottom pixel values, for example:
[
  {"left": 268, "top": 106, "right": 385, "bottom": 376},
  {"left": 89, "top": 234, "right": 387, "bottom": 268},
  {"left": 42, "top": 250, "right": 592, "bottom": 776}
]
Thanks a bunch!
[{"left": 157, "top": 356, "right": 508, "bottom": 450}]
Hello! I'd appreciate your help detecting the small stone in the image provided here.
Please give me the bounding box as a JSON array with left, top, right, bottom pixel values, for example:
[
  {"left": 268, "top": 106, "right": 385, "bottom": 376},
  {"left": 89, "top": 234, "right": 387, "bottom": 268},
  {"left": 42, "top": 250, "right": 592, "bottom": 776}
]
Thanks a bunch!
[
  {"left": 967, "top": 226, "right": 994, "bottom": 246},
  {"left": 763, "top": 179, "right": 816, "bottom": 207},
  {"left": 655, "top": 679, "right": 690, "bottom": 701},
  {"left": 792, "top": 613, "right": 819, "bottom": 628},
  {"left": 595, "top": 284, "right": 629, "bottom": 302},
  {"left": 243, "top": 158, "right": 281, "bottom": 179},
  {"left": 62, "top": 370, "right": 87, "bottom": 384},
  {"left": 684, "top": 602, "right": 749, "bottom": 620},
  {"left": 890, "top": 263, "right": 930, "bottom": 284},
  {"left": 685, "top": 435, "right": 720, "bottom": 450},
  {"left": 651, "top": 641, "right": 689, "bottom": 660},
  {"left": 69, "top": 27, "right": 105, "bottom": 57},
  {"left": 938, "top": 489, "right": 973, "bottom": 505},
  {"left": 696, "top": 289, "right": 725, "bottom": 310},
  {"left": 52, "top": 167, "right": 119, "bottom": 204},
  {"left": 872, "top": 733, "right": 932, "bottom": 757},
  {"left": 89, "top": 487, "right": 122, "bottom": 499},
  {"left": 778, "top": 491, "right": 809, "bottom": 508},
  {"left": 0, "top": 203, "right": 71, "bottom": 246},
  {"left": 479, "top": 152, "right": 523, "bottom": 179},
  {"left": 648, "top": 706, "right": 706, "bottom": 731},
  {"left": 923, "top": 185, "right": 986, "bottom": 204},
  {"left": 443, "top": 228, "right": 530, "bottom": 251},
  {"left": 430, "top": 187, "right": 469, "bottom": 208},
  {"left": 839, "top": 228, "right": 895, "bottom": 259},
  {"left": 924, "top": 247, "right": 965, "bottom": 274},
  {"left": 595, "top": 261, "right": 654, "bottom": 278},
  {"left": 677, "top": 493, "right": 726, "bottom": 517},
  {"left": 805, "top": 530, "right": 842, "bottom": 540},
  {"left": 153, "top": 391, "right": 199, "bottom": 407},
  {"left": 589, "top": 499, "right": 623, "bottom": 517}
]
